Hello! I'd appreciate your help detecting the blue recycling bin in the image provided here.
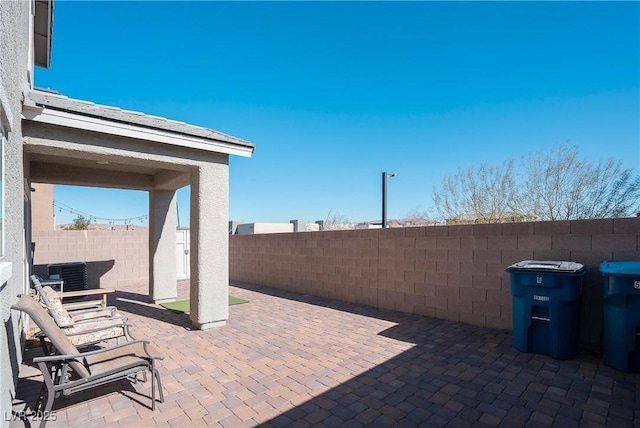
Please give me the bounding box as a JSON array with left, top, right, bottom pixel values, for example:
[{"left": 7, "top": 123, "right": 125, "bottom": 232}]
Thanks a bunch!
[
  {"left": 506, "top": 261, "right": 585, "bottom": 360},
  {"left": 600, "top": 260, "right": 640, "bottom": 372}
]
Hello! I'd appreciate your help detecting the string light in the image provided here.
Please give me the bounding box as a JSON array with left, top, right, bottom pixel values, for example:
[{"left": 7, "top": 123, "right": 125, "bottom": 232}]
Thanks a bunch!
[{"left": 53, "top": 200, "right": 148, "bottom": 225}]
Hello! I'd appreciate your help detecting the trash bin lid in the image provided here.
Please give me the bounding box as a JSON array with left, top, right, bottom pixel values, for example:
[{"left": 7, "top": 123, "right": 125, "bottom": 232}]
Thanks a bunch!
[
  {"left": 506, "top": 260, "right": 585, "bottom": 273},
  {"left": 600, "top": 260, "right": 640, "bottom": 276}
]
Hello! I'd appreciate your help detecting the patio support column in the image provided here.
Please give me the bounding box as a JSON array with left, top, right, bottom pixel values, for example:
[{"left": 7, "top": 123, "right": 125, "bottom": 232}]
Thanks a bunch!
[
  {"left": 190, "top": 162, "right": 229, "bottom": 329},
  {"left": 149, "top": 189, "right": 178, "bottom": 303}
]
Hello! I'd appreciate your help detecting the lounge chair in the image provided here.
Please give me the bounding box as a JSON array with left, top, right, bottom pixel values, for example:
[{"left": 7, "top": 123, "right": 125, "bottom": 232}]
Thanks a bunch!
[
  {"left": 32, "top": 287, "right": 134, "bottom": 350},
  {"left": 30, "top": 276, "right": 133, "bottom": 349},
  {"left": 11, "top": 295, "right": 164, "bottom": 427}
]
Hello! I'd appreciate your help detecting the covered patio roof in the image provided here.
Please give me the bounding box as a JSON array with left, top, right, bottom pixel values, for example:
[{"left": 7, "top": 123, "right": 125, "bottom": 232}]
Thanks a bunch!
[
  {"left": 23, "top": 89, "right": 254, "bottom": 190},
  {"left": 22, "top": 89, "right": 254, "bottom": 329}
]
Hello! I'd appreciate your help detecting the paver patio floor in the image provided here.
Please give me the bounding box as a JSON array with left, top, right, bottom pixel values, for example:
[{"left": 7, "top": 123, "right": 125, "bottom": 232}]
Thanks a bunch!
[{"left": 10, "top": 280, "right": 640, "bottom": 427}]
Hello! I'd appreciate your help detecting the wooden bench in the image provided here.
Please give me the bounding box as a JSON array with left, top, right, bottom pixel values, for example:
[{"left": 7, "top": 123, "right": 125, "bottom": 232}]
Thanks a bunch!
[{"left": 59, "top": 288, "right": 116, "bottom": 310}]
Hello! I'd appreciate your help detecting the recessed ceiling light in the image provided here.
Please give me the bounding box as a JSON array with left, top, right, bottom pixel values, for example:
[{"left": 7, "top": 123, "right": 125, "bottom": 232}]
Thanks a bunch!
[{"left": 96, "top": 160, "right": 109, "bottom": 165}]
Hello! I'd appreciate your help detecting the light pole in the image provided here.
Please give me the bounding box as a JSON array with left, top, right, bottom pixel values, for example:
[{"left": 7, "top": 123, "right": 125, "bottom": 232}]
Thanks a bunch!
[{"left": 382, "top": 172, "right": 397, "bottom": 228}]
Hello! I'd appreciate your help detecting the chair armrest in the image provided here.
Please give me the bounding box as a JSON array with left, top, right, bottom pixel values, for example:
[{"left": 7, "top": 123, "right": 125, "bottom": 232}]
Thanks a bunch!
[
  {"left": 34, "top": 322, "right": 130, "bottom": 343},
  {"left": 33, "top": 339, "right": 159, "bottom": 363},
  {"left": 71, "top": 307, "right": 124, "bottom": 324},
  {"left": 62, "top": 300, "right": 107, "bottom": 311},
  {"left": 63, "top": 321, "right": 131, "bottom": 337},
  {"left": 67, "top": 306, "right": 118, "bottom": 317}
]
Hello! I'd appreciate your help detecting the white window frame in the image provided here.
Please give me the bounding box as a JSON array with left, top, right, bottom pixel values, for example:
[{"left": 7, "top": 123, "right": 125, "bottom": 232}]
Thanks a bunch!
[
  {"left": 0, "top": 126, "right": 4, "bottom": 257},
  {"left": 0, "top": 81, "right": 13, "bottom": 285}
]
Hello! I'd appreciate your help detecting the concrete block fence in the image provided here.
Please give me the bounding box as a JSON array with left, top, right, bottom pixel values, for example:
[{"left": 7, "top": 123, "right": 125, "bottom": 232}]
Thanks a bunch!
[
  {"left": 229, "top": 217, "right": 640, "bottom": 352},
  {"left": 31, "top": 218, "right": 640, "bottom": 352},
  {"left": 32, "top": 229, "right": 148, "bottom": 289}
]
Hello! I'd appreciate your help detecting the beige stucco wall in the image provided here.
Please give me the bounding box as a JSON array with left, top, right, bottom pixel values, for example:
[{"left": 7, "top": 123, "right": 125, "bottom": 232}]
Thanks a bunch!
[
  {"left": 32, "top": 229, "right": 149, "bottom": 289},
  {"left": 189, "top": 163, "right": 230, "bottom": 328},
  {"left": 0, "top": 0, "right": 32, "bottom": 421},
  {"left": 230, "top": 218, "right": 640, "bottom": 352},
  {"left": 31, "top": 182, "right": 54, "bottom": 231}
]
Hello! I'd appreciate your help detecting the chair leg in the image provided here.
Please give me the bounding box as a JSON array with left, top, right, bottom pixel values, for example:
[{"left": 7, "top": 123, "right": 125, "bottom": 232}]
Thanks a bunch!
[
  {"left": 38, "top": 336, "right": 50, "bottom": 355},
  {"left": 37, "top": 362, "right": 56, "bottom": 428},
  {"left": 54, "top": 364, "right": 70, "bottom": 399},
  {"left": 35, "top": 361, "right": 55, "bottom": 411},
  {"left": 34, "top": 383, "right": 46, "bottom": 412},
  {"left": 151, "top": 367, "right": 155, "bottom": 411},
  {"left": 39, "top": 381, "right": 55, "bottom": 428},
  {"left": 149, "top": 363, "right": 164, "bottom": 410},
  {"left": 154, "top": 368, "right": 164, "bottom": 403}
]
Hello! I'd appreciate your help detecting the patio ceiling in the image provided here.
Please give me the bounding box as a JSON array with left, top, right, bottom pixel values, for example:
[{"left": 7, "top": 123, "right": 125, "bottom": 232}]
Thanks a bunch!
[
  {"left": 26, "top": 149, "right": 188, "bottom": 191},
  {"left": 27, "top": 152, "right": 169, "bottom": 190}
]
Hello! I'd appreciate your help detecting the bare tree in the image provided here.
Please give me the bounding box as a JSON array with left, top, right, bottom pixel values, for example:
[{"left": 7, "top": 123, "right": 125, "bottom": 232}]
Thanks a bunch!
[
  {"left": 579, "top": 169, "right": 640, "bottom": 219},
  {"left": 522, "top": 143, "right": 640, "bottom": 220},
  {"left": 432, "top": 159, "right": 520, "bottom": 223},
  {"left": 321, "top": 209, "right": 355, "bottom": 230},
  {"left": 398, "top": 206, "right": 440, "bottom": 226},
  {"left": 432, "top": 143, "right": 640, "bottom": 223},
  {"left": 520, "top": 145, "right": 583, "bottom": 220}
]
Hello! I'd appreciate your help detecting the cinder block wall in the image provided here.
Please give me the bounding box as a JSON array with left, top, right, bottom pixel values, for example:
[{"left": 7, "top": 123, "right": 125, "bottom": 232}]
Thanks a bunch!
[
  {"left": 230, "top": 217, "right": 640, "bottom": 352},
  {"left": 32, "top": 229, "right": 148, "bottom": 289}
]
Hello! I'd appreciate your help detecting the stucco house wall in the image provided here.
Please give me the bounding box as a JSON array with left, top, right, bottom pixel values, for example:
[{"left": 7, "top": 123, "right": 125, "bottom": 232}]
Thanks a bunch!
[
  {"left": 0, "top": 0, "right": 33, "bottom": 421},
  {"left": 31, "top": 183, "right": 54, "bottom": 231}
]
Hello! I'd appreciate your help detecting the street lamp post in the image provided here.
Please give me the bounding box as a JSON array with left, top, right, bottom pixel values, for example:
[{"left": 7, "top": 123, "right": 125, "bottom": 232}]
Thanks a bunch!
[{"left": 382, "top": 172, "right": 397, "bottom": 228}]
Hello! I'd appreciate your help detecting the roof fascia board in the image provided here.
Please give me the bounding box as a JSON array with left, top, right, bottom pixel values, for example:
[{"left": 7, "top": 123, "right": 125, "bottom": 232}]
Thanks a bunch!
[{"left": 23, "top": 107, "right": 254, "bottom": 158}]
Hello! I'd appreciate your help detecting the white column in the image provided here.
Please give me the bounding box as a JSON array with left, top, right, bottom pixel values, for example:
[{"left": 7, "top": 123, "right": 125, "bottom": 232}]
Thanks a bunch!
[
  {"left": 190, "top": 163, "right": 229, "bottom": 329},
  {"left": 149, "top": 189, "right": 177, "bottom": 303}
]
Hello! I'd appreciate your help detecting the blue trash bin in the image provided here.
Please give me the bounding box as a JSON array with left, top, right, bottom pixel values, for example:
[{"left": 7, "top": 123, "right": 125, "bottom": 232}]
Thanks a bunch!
[
  {"left": 506, "top": 260, "right": 585, "bottom": 360},
  {"left": 600, "top": 260, "right": 640, "bottom": 372}
]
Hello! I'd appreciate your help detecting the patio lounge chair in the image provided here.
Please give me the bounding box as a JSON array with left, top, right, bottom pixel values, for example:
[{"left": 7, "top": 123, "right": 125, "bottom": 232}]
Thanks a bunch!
[
  {"left": 30, "top": 276, "right": 134, "bottom": 349},
  {"left": 11, "top": 295, "right": 164, "bottom": 427},
  {"left": 29, "top": 286, "right": 134, "bottom": 352}
]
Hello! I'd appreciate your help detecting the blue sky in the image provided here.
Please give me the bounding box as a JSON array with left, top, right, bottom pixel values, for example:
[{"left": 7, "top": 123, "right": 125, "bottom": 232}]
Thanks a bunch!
[{"left": 37, "top": 1, "right": 639, "bottom": 226}]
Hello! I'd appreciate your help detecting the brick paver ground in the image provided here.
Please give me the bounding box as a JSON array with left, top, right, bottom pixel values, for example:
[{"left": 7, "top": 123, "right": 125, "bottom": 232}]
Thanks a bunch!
[{"left": 10, "top": 280, "right": 640, "bottom": 427}]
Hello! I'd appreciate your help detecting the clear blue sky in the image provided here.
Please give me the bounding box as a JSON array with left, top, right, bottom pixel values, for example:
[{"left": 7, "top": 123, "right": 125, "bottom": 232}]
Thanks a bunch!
[{"left": 36, "top": 1, "right": 639, "bottom": 226}]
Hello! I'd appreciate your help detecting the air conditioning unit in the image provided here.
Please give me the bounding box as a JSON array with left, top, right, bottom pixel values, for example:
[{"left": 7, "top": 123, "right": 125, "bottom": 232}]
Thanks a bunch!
[{"left": 48, "top": 262, "right": 87, "bottom": 292}]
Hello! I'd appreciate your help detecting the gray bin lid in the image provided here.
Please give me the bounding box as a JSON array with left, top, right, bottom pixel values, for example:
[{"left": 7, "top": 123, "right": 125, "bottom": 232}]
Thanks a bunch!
[{"left": 506, "top": 260, "right": 585, "bottom": 273}]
